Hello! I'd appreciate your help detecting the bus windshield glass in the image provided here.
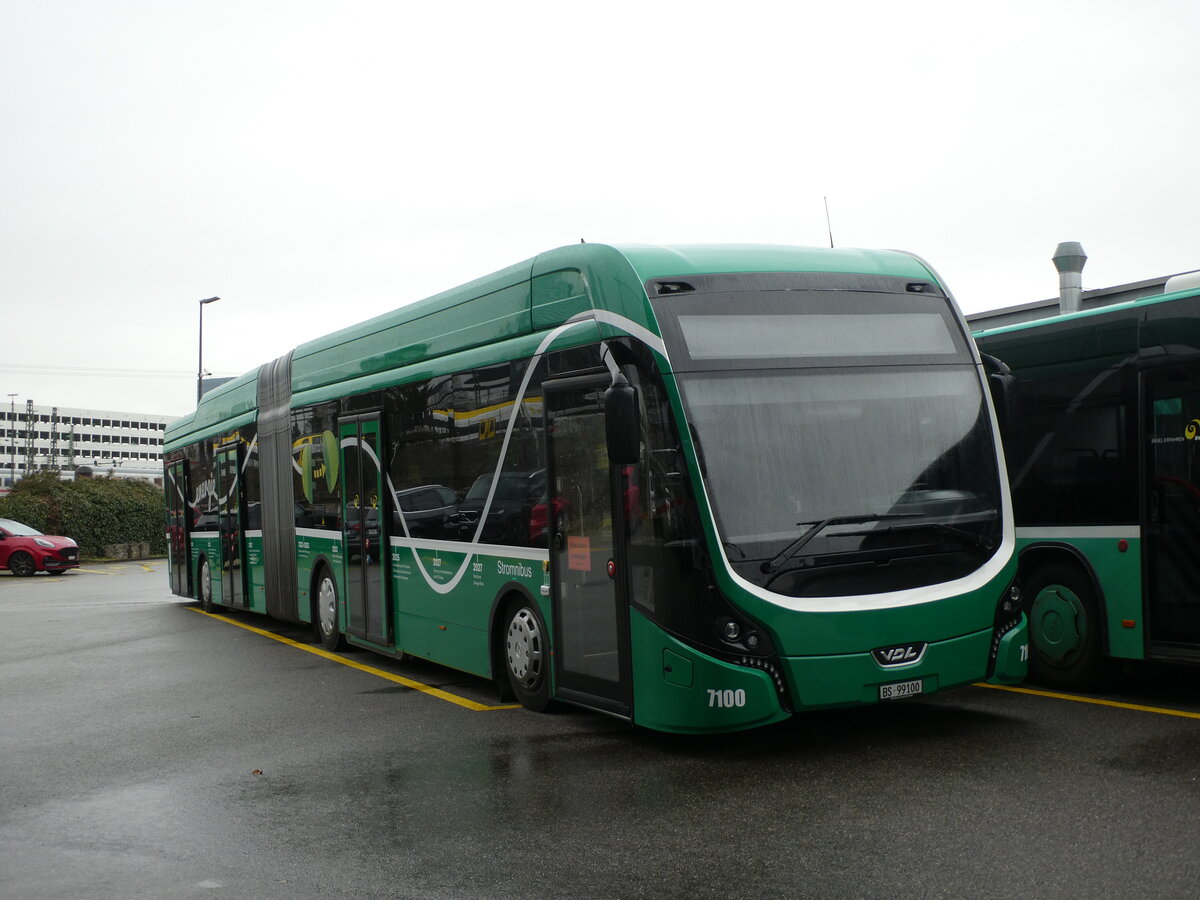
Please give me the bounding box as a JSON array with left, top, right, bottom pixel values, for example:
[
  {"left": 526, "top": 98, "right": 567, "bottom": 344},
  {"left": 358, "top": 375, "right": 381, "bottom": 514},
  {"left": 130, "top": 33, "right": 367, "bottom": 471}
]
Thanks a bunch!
[{"left": 655, "top": 285, "right": 1002, "bottom": 596}]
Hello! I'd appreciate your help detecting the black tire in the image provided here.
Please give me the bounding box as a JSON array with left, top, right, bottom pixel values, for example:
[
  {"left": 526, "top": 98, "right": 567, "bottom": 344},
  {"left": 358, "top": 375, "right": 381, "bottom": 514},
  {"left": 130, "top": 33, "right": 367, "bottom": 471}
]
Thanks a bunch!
[
  {"left": 8, "top": 551, "right": 36, "bottom": 577},
  {"left": 1023, "top": 561, "right": 1105, "bottom": 689},
  {"left": 198, "top": 557, "right": 214, "bottom": 611},
  {"left": 501, "top": 599, "right": 552, "bottom": 711},
  {"left": 315, "top": 567, "right": 344, "bottom": 652}
]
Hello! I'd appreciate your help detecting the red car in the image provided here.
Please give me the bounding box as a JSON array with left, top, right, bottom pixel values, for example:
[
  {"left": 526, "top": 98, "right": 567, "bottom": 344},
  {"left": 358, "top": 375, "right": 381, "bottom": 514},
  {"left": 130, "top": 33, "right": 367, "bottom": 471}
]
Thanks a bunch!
[{"left": 0, "top": 517, "right": 80, "bottom": 576}]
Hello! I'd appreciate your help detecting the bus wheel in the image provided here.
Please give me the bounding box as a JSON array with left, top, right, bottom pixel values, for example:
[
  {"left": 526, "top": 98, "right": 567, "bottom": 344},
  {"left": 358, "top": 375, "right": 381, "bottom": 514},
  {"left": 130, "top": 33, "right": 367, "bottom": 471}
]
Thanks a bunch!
[
  {"left": 502, "top": 600, "right": 552, "bottom": 711},
  {"left": 316, "top": 568, "right": 344, "bottom": 652},
  {"left": 8, "top": 551, "right": 36, "bottom": 577},
  {"left": 1023, "top": 561, "right": 1104, "bottom": 689},
  {"left": 198, "top": 558, "right": 213, "bottom": 612}
]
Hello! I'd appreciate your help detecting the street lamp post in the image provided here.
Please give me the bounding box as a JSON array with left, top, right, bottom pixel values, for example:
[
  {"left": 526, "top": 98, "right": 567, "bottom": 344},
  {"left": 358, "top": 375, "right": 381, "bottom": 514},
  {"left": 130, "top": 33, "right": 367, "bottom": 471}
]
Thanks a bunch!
[
  {"left": 5, "top": 393, "right": 15, "bottom": 488},
  {"left": 197, "top": 296, "right": 220, "bottom": 404}
]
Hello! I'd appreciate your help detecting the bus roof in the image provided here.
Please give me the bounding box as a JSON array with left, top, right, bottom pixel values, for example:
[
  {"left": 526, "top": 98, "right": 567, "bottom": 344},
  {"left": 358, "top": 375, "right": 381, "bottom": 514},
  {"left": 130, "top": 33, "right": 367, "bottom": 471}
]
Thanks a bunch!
[
  {"left": 611, "top": 243, "right": 936, "bottom": 283},
  {"left": 972, "top": 278, "right": 1200, "bottom": 340}
]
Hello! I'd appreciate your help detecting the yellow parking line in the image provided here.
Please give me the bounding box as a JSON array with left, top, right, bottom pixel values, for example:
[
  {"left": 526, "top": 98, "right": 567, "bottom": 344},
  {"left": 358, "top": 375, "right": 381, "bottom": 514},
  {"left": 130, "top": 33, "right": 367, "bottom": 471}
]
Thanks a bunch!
[
  {"left": 189, "top": 607, "right": 520, "bottom": 712},
  {"left": 976, "top": 681, "right": 1200, "bottom": 720},
  {"left": 140, "top": 564, "right": 156, "bottom": 573},
  {"left": 76, "top": 568, "right": 115, "bottom": 575}
]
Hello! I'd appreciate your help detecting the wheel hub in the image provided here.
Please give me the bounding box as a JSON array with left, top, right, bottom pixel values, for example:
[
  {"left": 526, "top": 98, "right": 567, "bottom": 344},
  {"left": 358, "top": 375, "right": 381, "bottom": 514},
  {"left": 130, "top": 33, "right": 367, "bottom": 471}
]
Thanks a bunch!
[
  {"left": 319, "top": 577, "right": 337, "bottom": 637},
  {"left": 506, "top": 608, "right": 543, "bottom": 686},
  {"left": 1031, "top": 584, "right": 1085, "bottom": 666}
]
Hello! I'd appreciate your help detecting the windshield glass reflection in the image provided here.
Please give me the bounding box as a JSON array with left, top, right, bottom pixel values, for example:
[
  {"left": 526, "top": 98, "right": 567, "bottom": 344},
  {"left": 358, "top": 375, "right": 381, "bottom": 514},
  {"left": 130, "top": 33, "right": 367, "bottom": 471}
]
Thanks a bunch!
[{"left": 679, "top": 367, "right": 1002, "bottom": 596}]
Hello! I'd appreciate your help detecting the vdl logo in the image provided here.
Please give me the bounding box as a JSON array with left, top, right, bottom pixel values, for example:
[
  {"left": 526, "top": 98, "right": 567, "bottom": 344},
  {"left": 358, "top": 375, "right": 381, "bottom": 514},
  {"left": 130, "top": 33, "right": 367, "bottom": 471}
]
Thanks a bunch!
[{"left": 872, "top": 642, "right": 928, "bottom": 668}]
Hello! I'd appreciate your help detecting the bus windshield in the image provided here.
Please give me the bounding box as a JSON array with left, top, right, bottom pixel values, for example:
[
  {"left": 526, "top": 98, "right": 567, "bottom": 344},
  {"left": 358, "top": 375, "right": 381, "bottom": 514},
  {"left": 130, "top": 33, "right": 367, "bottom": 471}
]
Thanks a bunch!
[
  {"left": 654, "top": 283, "right": 1003, "bottom": 596},
  {"left": 680, "top": 366, "right": 1002, "bottom": 594}
]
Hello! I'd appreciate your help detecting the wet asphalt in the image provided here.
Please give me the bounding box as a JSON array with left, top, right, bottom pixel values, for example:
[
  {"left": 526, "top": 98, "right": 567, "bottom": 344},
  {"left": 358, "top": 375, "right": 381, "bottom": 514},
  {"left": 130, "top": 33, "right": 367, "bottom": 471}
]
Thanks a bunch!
[{"left": 3, "top": 563, "right": 1200, "bottom": 899}]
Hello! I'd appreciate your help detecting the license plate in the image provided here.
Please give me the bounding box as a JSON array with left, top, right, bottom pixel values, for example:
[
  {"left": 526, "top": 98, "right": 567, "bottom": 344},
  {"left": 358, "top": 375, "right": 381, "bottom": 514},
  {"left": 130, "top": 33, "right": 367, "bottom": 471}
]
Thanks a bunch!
[{"left": 879, "top": 678, "right": 923, "bottom": 701}]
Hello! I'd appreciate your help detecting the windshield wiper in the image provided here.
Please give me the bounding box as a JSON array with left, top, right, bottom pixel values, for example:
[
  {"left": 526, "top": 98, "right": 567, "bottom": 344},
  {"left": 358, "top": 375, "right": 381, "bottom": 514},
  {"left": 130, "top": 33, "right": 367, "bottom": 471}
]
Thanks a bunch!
[
  {"left": 870, "top": 520, "right": 997, "bottom": 552},
  {"left": 761, "top": 513, "right": 918, "bottom": 574}
]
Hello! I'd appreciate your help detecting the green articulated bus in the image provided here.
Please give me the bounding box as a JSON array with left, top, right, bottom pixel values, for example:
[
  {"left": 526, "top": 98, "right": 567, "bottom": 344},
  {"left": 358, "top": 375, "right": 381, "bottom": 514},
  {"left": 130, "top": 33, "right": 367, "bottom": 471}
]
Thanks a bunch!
[
  {"left": 975, "top": 274, "right": 1200, "bottom": 689},
  {"left": 164, "top": 243, "right": 1028, "bottom": 734}
]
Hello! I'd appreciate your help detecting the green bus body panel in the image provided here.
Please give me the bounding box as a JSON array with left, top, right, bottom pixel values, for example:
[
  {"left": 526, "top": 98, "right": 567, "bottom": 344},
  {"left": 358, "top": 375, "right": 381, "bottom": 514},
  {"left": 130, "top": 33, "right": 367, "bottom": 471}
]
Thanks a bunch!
[
  {"left": 992, "top": 624, "right": 1029, "bottom": 685},
  {"left": 246, "top": 534, "right": 266, "bottom": 613},
  {"left": 783, "top": 627, "right": 998, "bottom": 709},
  {"left": 389, "top": 544, "right": 549, "bottom": 678},
  {"left": 190, "top": 535, "right": 218, "bottom": 600},
  {"left": 1017, "top": 535, "right": 1145, "bottom": 660},
  {"left": 289, "top": 322, "right": 602, "bottom": 412},
  {"left": 292, "top": 275, "right": 533, "bottom": 395},
  {"left": 164, "top": 375, "right": 259, "bottom": 452},
  {"left": 629, "top": 609, "right": 790, "bottom": 734},
  {"left": 295, "top": 531, "right": 343, "bottom": 624}
]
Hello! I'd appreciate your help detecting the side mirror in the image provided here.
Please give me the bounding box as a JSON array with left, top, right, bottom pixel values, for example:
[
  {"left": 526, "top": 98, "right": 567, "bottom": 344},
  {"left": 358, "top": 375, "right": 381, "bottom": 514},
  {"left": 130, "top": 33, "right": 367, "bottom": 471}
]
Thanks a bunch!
[
  {"left": 980, "top": 353, "right": 1016, "bottom": 433},
  {"left": 605, "top": 374, "right": 641, "bottom": 465}
]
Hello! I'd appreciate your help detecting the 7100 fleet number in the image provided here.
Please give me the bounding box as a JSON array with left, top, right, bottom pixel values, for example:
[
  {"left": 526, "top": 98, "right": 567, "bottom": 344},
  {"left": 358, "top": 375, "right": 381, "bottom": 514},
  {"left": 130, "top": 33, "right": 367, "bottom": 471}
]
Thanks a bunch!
[{"left": 707, "top": 688, "right": 747, "bottom": 708}]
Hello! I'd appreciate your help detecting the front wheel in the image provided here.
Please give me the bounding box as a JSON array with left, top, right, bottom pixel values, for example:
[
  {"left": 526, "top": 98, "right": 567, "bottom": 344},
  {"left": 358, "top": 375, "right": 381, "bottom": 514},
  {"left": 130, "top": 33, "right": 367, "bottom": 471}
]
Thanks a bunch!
[
  {"left": 1023, "top": 561, "right": 1105, "bottom": 689},
  {"left": 316, "top": 569, "right": 344, "bottom": 652},
  {"left": 198, "top": 558, "right": 213, "bottom": 611},
  {"left": 501, "top": 600, "right": 552, "bottom": 711},
  {"left": 8, "top": 551, "right": 36, "bottom": 577}
]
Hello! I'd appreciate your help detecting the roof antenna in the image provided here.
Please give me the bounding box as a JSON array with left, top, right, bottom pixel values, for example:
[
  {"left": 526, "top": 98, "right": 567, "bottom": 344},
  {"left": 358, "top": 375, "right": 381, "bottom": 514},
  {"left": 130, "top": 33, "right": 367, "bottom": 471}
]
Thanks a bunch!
[{"left": 824, "top": 196, "right": 835, "bottom": 248}]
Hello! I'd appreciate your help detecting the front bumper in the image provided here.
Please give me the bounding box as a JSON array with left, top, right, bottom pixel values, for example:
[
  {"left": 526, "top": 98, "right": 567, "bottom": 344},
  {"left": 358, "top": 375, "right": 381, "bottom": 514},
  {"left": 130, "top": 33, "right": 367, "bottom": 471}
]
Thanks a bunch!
[
  {"left": 42, "top": 555, "right": 80, "bottom": 570},
  {"left": 781, "top": 620, "right": 1028, "bottom": 709}
]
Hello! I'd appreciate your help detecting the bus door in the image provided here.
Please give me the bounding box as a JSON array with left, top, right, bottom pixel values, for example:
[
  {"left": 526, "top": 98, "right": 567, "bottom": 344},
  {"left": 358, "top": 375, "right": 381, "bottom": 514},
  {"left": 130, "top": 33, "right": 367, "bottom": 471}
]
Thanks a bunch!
[
  {"left": 215, "top": 443, "right": 247, "bottom": 609},
  {"left": 339, "top": 415, "right": 390, "bottom": 645},
  {"left": 165, "top": 459, "right": 190, "bottom": 596},
  {"left": 1144, "top": 364, "right": 1200, "bottom": 646},
  {"left": 544, "top": 376, "right": 632, "bottom": 718}
]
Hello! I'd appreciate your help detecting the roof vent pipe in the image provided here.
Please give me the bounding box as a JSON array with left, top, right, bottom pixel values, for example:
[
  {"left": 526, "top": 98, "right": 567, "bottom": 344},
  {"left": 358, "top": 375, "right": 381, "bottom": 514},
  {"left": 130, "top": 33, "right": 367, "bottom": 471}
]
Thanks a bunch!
[{"left": 1053, "top": 241, "right": 1088, "bottom": 313}]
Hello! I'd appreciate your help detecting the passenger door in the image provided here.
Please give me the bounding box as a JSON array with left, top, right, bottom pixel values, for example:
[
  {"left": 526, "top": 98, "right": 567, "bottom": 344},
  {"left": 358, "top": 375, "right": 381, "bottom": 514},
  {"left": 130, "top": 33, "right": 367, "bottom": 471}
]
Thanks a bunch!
[
  {"left": 545, "top": 376, "right": 632, "bottom": 717},
  {"left": 1144, "top": 364, "right": 1200, "bottom": 645},
  {"left": 214, "top": 443, "right": 247, "bottom": 609},
  {"left": 339, "top": 415, "right": 390, "bottom": 645},
  {"left": 165, "top": 459, "right": 190, "bottom": 596}
]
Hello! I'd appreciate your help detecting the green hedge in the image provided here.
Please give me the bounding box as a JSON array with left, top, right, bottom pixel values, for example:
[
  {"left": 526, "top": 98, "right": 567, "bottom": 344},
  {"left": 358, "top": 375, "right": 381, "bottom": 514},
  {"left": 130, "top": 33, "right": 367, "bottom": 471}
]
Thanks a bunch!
[{"left": 0, "top": 472, "right": 165, "bottom": 558}]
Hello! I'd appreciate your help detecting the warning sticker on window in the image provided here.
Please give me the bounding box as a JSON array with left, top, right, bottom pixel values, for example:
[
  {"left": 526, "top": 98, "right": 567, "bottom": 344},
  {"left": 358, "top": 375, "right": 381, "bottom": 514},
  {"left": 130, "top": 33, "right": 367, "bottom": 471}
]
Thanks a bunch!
[{"left": 567, "top": 536, "right": 591, "bottom": 571}]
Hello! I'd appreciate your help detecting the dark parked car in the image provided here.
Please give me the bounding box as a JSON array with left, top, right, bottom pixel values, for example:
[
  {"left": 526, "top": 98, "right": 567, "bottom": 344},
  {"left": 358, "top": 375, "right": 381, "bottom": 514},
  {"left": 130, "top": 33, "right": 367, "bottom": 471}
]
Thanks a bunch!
[
  {"left": 393, "top": 484, "right": 459, "bottom": 540},
  {"left": 0, "top": 518, "right": 80, "bottom": 576},
  {"left": 451, "top": 470, "right": 546, "bottom": 546}
]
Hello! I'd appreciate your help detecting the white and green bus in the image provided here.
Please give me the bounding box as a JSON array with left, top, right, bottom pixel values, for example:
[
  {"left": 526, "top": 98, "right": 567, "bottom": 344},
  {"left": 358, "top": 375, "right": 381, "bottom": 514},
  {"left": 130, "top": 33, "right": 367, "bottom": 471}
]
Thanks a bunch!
[
  {"left": 975, "top": 274, "right": 1200, "bottom": 688},
  {"left": 164, "top": 243, "right": 1027, "bottom": 733}
]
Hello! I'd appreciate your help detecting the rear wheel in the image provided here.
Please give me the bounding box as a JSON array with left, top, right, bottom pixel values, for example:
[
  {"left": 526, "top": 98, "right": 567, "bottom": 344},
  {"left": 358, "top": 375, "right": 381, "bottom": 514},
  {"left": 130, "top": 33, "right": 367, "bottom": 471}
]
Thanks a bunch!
[
  {"left": 501, "top": 600, "right": 552, "bottom": 711},
  {"left": 316, "top": 568, "right": 344, "bottom": 651},
  {"left": 1023, "top": 561, "right": 1105, "bottom": 689},
  {"left": 198, "top": 558, "right": 213, "bottom": 611},
  {"left": 8, "top": 551, "right": 36, "bottom": 577}
]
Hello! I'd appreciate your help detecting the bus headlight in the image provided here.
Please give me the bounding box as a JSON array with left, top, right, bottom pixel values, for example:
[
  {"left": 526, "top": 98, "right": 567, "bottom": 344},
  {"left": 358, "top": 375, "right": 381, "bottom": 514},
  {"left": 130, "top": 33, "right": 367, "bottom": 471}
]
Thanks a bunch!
[{"left": 1002, "top": 584, "right": 1022, "bottom": 616}]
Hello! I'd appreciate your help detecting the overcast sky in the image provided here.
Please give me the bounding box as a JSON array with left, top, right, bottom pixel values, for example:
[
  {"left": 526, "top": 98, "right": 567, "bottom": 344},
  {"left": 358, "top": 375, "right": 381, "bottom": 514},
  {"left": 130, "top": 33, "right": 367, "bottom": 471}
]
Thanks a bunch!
[{"left": 3, "top": 0, "right": 1198, "bottom": 418}]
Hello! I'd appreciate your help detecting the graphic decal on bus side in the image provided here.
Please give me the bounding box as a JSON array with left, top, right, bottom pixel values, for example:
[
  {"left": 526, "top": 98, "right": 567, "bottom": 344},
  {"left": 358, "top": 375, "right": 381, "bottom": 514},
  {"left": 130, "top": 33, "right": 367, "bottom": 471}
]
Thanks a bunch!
[{"left": 187, "top": 435, "right": 259, "bottom": 527}]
